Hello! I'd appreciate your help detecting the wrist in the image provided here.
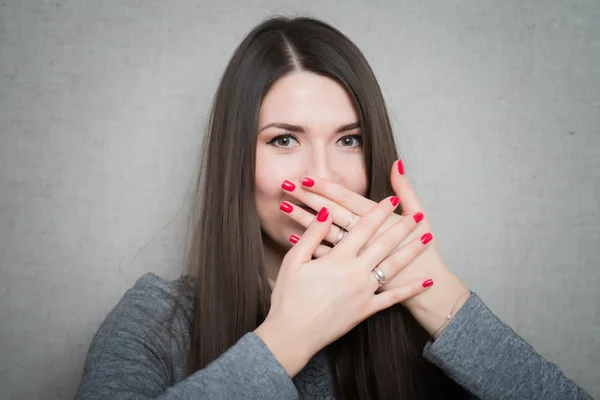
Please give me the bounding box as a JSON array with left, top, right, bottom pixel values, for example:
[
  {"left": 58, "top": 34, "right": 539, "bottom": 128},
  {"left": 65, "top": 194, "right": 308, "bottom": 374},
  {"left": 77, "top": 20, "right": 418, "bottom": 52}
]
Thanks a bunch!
[
  {"left": 254, "top": 319, "right": 315, "bottom": 377},
  {"left": 404, "top": 270, "right": 470, "bottom": 339}
]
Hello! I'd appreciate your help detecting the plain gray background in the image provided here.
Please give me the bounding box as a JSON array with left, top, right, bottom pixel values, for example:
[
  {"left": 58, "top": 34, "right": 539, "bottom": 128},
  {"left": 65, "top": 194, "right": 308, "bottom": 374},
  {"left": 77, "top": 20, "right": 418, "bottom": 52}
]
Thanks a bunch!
[{"left": 1, "top": 0, "right": 599, "bottom": 398}]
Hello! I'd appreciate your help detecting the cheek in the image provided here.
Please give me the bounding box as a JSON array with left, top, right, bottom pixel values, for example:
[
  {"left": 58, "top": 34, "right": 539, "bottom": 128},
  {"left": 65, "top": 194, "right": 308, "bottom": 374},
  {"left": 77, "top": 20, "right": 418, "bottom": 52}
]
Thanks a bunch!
[
  {"left": 337, "top": 154, "right": 368, "bottom": 196},
  {"left": 254, "top": 150, "right": 291, "bottom": 225},
  {"left": 255, "top": 155, "right": 281, "bottom": 205}
]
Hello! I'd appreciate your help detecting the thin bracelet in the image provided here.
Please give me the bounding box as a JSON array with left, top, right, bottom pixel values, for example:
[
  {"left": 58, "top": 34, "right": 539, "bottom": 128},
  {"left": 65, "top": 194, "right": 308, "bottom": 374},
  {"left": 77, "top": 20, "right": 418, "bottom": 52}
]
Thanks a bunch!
[{"left": 431, "top": 289, "right": 473, "bottom": 340}]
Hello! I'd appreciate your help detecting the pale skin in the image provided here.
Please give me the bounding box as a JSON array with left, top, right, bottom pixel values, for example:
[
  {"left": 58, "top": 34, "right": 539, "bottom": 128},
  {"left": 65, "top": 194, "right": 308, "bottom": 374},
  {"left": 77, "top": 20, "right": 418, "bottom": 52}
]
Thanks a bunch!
[{"left": 253, "top": 71, "right": 470, "bottom": 377}]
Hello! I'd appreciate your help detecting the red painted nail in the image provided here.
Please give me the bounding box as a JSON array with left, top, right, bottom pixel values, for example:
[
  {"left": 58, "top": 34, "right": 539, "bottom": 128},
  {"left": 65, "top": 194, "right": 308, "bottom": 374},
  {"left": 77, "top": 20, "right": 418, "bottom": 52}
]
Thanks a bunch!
[
  {"left": 413, "top": 212, "right": 424, "bottom": 223},
  {"left": 302, "top": 177, "right": 315, "bottom": 187},
  {"left": 282, "top": 180, "right": 295, "bottom": 191},
  {"left": 390, "top": 196, "right": 399, "bottom": 207},
  {"left": 397, "top": 159, "right": 405, "bottom": 175},
  {"left": 280, "top": 202, "right": 293, "bottom": 213},
  {"left": 420, "top": 232, "right": 433, "bottom": 245},
  {"left": 316, "top": 207, "right": 329, "bottom": 222},
  {"left": 289, "top": 234, "right": 299, "bottom": 244},
  {"left": 422, "top": 279, "right": 434, "bottom": 288}
]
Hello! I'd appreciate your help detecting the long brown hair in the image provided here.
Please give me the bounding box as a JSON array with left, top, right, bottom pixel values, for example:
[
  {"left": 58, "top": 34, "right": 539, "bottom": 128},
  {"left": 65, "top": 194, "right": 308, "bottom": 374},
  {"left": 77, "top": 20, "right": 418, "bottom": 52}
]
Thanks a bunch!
[{"left": 184, "top": 16, "right": 466, "bottom": 399}]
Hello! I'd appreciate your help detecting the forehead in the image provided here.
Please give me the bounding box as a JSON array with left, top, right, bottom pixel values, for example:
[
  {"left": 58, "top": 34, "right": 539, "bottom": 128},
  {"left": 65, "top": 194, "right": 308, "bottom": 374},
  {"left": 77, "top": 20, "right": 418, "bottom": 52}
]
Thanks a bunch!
[{"left": 258, "top": 72, "right": 358, "bottom": 129}]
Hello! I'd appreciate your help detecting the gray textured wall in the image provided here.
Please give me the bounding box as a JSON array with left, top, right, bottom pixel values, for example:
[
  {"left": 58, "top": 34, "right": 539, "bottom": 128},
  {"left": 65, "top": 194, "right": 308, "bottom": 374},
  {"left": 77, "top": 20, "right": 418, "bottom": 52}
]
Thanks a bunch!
[{"left": 1, "top": 1, "right": 599, "bottom": 399}]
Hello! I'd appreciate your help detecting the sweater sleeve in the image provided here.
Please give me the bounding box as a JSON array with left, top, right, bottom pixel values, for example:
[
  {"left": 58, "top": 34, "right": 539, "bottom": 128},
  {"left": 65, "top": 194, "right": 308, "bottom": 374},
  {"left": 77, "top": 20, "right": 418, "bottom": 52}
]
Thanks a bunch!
[
  {"left": 422, "top": 293, "right": 593, "bottom": 400},
  {"left": 75, "top": 273, "right": 298, "bottom": 400}
]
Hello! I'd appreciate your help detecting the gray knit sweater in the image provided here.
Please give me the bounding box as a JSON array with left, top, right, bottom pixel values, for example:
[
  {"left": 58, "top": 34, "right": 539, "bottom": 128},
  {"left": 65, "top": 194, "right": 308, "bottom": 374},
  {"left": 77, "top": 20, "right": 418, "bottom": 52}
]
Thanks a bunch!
[{"left": 75, "top": 273, "right": 592, "bottom": 399}]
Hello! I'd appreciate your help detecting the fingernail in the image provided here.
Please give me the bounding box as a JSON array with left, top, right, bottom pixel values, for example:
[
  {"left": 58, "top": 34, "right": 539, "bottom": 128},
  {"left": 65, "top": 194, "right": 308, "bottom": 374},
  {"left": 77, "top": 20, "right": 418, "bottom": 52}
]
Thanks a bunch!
[
  {"left": 413, "top": 212, "right": 424, "bottom": 223},
  {"left": 397, "top": 159, "right": 405, "bottom": 175},
  {"left": 280, "top": 201, "right": 293, "bottom": 213},
  {"left": 316, "top": 207, "right": 329, "bottom": 222},
  {"left": 282, "top": 180, "right": 295, "bottom": 191},
  {"left": 390, "top": 196, "right": 399, "bottom": 207},
  {"left": 302, "top": 177, "right": 315, "bottom": 187},
  {"left": 420, "top": 232, "right": 433, "bottom": 245},
  {"left": 289, "top": 234, "right": 299, "bottom": 244},
  {"left": 422, "top": 279, "right": 434, "bottom": 288}
]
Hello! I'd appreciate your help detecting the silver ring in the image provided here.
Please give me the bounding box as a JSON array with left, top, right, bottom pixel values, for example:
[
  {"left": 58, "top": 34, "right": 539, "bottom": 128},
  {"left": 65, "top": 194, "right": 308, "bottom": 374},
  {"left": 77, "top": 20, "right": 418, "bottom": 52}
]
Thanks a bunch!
[
  {"left": 343, "top": 214, "right": 355, "bottom": 230},
  {"left": 371, "top": 266, "right": 386, "bottom": 287},
  {"left": 333, "top": 227, "right": 346, "bottom": 246}
]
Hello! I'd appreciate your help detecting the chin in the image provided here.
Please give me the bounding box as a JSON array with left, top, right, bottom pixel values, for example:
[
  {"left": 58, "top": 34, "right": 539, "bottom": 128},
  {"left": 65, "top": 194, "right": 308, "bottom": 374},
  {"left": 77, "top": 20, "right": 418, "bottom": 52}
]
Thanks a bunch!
[{"left": 263, "top": 221, "right": 301, "bottom": 247}]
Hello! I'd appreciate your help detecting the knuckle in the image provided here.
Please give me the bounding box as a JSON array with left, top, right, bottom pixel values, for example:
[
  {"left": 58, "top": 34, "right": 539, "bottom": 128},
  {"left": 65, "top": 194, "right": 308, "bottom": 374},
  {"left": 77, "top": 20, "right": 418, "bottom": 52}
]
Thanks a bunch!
[
  {"left": 368, "top": 241, "right": 386, "bottom": 257},
  {"left": 393, "top": 247, "right": 413, "bottom": 266},
  {"left": 404, "top": 245, "right": 418, "bottom": 260},
  {"left": 377, "top": 258, "right": 389, "bottom": 272},
  {"left": 392, "top": 288, "right": 409, "bottom": 302},
  {"left": 392, "top": 221, "right": 411, "bottom": 239},
  {"left": 412, "top": 239, "right": 426, "bottom": 255},
  {"left": 388, "top": 291, "right": 400, "bottom": 303}
]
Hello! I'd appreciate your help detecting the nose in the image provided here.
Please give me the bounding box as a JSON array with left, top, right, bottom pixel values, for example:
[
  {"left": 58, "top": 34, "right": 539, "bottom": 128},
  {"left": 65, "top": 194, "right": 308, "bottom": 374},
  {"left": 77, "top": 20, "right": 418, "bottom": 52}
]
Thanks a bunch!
[{"left": 302, "top": 146, "right": 336, "bottom": 181}]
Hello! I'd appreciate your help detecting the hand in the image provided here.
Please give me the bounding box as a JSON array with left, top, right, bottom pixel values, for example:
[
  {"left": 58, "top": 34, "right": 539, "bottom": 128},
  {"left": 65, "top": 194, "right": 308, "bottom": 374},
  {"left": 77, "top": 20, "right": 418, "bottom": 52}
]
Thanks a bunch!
[
  {"left": 254, "top": 197, "right": 435, "bottom": 377},
  {"left": 279, "top": 160, "right": 470, "bottom": 338},
  {"left": 278, "top": 161, "right": 440, "bottom": 291}
]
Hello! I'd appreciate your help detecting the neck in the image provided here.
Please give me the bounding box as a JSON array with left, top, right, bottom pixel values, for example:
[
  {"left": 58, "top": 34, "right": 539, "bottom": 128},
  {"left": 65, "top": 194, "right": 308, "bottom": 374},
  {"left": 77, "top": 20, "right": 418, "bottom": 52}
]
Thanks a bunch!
[{"left": 262, "top": 233, "right": 287, "bottom": 283}]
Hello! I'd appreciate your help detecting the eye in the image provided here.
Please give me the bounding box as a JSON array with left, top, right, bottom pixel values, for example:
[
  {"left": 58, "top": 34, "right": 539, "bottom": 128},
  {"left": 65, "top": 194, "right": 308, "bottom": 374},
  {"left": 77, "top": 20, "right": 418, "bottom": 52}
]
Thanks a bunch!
[
  {"left": 267, "top": 134, "right": 299, "bottom": 149},
  {"left": 337, "top": 134, "right": 362, "bottom": 148}
]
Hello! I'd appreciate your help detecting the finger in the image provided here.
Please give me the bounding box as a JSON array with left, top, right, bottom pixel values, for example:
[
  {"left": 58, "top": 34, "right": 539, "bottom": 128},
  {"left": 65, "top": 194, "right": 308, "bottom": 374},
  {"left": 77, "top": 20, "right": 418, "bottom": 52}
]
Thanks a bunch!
[
  {"left": 390, "top": 160, "right": 425, "bottom": 216},
  {"left": 369, "top": 232, "right": 432, "bottom": 291},
  {"left": 360, "top": 212, "right": 426, "bottom": 268},
  {"left": 285, "top": 207, "right": 332, "bottom": 263},
  {"left": 280, "top": 201, "right": 347, "bottom": 245},
  {"left": 282, "top": 178, "right": 361, "bottom": 231},
  {"left": 313, "top": 245, "right": 331, "bottom": 258},
  {"left": 289, "top": 235, "right": 331, "bottom": 258},
  {"left": 301, "top": 176, "right": 375, "bottom": 219},
  {"left": 368, "top": 277, "right": 434, "bottom": 314},
  {"left": 334, "top": 196, "right": 399, "bottom": 254}
]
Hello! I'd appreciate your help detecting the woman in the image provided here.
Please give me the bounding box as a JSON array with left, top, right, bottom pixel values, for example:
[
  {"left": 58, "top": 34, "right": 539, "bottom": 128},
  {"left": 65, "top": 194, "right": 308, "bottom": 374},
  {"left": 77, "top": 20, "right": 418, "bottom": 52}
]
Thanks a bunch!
[{"left": 75, "top": 16, "right": 592, "bottom": 399}]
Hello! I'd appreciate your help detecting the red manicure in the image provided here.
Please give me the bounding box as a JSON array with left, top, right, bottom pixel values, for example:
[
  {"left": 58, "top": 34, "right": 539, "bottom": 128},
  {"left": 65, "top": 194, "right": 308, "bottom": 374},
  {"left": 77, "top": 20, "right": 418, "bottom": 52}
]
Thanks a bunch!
[
  {"left": 302, "top": 177, "right": 315, "bottom": 187},
  {"left": 289, "top": 234, "right": 299, "bottom": 244},
  {"left": 413, "top": 212, "right": 424, "bottom": 223},
  {"left": 420, "top": 233, "right": 433, "bottom": 245},
  {"left": 282, "top": 180, "right": 295, "bottom": 192},
  {"left": 390, "top": 196, "right": 399, "bottom": 207},
  {"left": 316, "top": 207, "right": 329, "bottom": 222},
  {"left": 280, "top": 202, "right": 293, "bottom": 213},
  {"left": 397, "top": 159, "right": 405, "bottom": 175},
  {"left": 422, "top": 279, "right": 434, "bottom": 288}
]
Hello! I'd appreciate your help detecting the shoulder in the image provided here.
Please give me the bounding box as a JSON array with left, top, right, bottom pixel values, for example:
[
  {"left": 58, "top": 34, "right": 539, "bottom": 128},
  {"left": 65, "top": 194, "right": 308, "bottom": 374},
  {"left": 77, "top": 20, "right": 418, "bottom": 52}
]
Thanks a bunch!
[
  {"left": 125, "top": 272, "right": 195, "bottom": 313},
  {"left": 111, "top": 272, "right": 195, "bottom": 331},
  {"left": 78, "top": 274, "right": 197, "bottom": 395},
  {"left": 91, "top": 273, "right": 195, "bottom": 355}
]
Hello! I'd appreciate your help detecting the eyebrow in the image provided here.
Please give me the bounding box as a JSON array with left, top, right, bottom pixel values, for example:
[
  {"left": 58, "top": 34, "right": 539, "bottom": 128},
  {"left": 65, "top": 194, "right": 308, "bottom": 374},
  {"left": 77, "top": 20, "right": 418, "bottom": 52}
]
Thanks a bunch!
[{"left": 258, "top": 121, "right": 360, "bottom": 134}]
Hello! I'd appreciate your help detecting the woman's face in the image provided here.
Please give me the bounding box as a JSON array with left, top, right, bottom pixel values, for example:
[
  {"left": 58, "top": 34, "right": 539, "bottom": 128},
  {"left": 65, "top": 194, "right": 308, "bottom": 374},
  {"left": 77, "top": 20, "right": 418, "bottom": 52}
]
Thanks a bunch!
[{"left": 255, "top": 71, "right": 368, "bottom": 248}]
